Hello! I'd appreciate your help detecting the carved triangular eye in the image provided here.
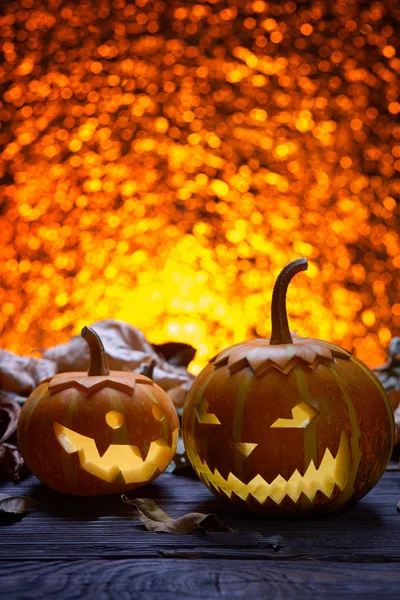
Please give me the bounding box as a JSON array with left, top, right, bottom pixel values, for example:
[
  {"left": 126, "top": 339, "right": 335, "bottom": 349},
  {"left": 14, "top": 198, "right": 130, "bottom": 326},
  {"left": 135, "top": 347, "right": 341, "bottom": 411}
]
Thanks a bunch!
[
  {"left": 270, "top": 401, "right": 317, "bottom": 429},
  {"left": 195, "top": 398, "right": 221, "bottom": 425},
  {"left": 235, "top": 442, "right": 258, "bottom": 457}
]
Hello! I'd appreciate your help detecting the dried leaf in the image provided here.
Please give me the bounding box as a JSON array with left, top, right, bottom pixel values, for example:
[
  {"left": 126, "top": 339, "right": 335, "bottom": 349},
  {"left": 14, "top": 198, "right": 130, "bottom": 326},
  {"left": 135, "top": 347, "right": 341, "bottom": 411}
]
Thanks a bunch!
[
  {"left": 121, "top": 496, "right": 232, "bottom": 534},
  {"left": 0, "top": 391, "right": 21, "bottom": 443},
  {"left": 0, "top": 494, "right": 45, "bottom": 525},
  {"left": 0, "top": 443, "right": 25, "bottom": 483}
]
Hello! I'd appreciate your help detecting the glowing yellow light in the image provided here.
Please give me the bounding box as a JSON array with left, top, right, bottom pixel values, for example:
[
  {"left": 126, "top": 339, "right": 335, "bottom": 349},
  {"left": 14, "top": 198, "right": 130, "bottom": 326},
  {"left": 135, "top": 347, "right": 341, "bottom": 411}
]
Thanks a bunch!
[
  {"left": 211, "top": 180, "right": 229, "bottom": 198},
  {"left": 194, "top": 431, "right": 350, "bottom": 504},
  {"left": 196, "top": 399, "right": 221, "bottom": 425},
  {"left": 0, "top": 0, "right": 397, "bottom": 372},
  {"left": 54, "top": 422, "right": 176, "bottom": 484},
  {"left": 270, "top": 402, "right": 318, "bottom": 429},
  {"left": 103, "top": 411, "right": 124, "bottom": 429},
  {"left": 235, "top": 442, "right": 258, "bottom": 457}
]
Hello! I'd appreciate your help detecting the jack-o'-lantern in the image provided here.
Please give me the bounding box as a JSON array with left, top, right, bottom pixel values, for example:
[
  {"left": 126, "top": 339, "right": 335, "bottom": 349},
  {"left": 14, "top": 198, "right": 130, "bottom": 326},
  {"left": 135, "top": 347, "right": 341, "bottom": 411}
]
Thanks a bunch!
[
  {"left": 183, "top": 258, "right": 394, "bottom": 516},
  {"left": 18, "top": 327, "right": 179, "bottom": 495}
]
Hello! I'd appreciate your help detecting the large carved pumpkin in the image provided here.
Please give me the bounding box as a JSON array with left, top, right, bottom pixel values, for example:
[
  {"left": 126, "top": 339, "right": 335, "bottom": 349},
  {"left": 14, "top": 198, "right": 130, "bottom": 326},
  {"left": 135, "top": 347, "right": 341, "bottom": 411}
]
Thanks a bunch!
[
  {"left": 183, "top": 259, "right": 394, "bottom": 516},
  {"left": 18, "top": 327, "right": 179, "bottom": 495}
]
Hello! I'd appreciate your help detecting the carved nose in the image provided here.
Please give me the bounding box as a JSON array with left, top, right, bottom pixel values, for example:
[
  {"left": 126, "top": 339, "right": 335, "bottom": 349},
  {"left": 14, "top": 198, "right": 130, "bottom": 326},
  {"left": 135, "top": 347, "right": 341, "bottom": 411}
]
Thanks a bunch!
[
  {"left": 94, "top": 411, "right": 126, "bottom": 456},
  {"left": 94, "top": 437, "right": 112, "bottom": 458}
]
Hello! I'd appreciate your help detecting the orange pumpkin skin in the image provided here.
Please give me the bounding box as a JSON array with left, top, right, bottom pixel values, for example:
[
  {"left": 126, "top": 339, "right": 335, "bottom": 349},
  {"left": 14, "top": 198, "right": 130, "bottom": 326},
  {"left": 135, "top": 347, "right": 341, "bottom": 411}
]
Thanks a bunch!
[
  {"left": 182, "top": 260, "right": 394, "bottom": 516},
  {"left": 18, "top": 330, "right": 179, "bottom": 496}
]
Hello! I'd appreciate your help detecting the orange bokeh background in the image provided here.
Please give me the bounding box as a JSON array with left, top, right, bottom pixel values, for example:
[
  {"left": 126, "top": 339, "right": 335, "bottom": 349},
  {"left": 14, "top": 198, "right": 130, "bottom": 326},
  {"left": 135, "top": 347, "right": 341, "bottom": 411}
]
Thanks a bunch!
[{"left": 0, "top": 0, "right": 399, "bottom": 373}]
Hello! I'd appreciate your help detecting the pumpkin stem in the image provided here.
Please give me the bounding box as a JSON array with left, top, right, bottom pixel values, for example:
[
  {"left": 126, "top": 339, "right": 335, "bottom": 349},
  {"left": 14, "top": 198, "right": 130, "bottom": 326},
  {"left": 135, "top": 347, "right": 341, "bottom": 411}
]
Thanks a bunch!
[
  {"left": 270, "top": 258, "right": 308, "bottom": 345},
  {"left": 81, "top": 326, "right": 110, "bottom": 376},
  {"left": 141, "top": 359, "right": 156, "bottom": 380}
]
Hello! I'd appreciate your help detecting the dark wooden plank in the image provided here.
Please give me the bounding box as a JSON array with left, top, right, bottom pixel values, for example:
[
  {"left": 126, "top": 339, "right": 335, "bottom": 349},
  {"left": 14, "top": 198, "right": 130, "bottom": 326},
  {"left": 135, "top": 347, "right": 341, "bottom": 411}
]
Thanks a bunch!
[
  {"left": 1, "top": 471, "right": 399, "bottom": 562},
  {"left": 1, "top": 559, "right": 400, "bottom": 600}
]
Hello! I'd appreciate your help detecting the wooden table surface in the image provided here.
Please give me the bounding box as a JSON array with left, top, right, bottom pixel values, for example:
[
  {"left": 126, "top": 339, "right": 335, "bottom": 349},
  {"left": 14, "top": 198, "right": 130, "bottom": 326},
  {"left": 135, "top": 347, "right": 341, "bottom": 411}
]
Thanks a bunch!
[{"left": 1, "top": 465, "right": 399, "bottom": 599}]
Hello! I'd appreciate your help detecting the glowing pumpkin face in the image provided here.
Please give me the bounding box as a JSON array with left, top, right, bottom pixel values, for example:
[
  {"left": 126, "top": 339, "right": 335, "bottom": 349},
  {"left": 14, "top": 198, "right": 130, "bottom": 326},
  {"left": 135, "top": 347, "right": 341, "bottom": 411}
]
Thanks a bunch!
[
  {"left": 18, "top": 327, "right": 179, "bottom": 495},
  {"left": 183, "top": 259, "right": 394, "bottom": 516}
]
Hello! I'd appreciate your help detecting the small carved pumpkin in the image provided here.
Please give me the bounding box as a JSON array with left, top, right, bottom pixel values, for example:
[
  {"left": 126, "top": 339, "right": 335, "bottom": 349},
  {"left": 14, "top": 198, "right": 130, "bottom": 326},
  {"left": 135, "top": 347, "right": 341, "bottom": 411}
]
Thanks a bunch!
[
  {"left": 18, "top": 327, "right": 179, "bottom": 495},
  {"left": 183, "top": 259, "right": 394, "bottom": 516}
]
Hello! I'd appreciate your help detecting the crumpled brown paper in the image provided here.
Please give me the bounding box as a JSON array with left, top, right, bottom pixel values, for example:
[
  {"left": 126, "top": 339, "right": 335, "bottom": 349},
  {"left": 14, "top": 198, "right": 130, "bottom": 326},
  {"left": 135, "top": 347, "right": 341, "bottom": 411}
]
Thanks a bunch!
[
  {"left": 0, "top": 350, "right": 56, "bottom": 397},
  {"left": 0, "top": 391, "right": 24, "bottom": 482},
  {"left": 0, "top": 320, "right": 195, "bottom": 407}
]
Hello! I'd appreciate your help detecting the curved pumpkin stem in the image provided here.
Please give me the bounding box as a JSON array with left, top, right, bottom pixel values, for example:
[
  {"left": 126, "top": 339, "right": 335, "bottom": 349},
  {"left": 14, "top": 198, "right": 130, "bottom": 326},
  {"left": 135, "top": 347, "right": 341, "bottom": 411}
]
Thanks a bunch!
[
  {"left": 141, "top": 359, "right": 156, "bottom": 380},
  {"left": 270, "top": 258, "right": 308, "bottom": 345},
  {"left": 81, "top": 326, "right": 110, "bottom": 376}
]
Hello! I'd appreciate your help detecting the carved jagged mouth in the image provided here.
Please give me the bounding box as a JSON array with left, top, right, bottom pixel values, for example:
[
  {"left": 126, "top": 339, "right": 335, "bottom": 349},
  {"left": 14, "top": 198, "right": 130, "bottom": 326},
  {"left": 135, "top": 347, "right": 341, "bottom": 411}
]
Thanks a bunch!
[
  {"left": 192, "top": 430, "right": 350, "bottom": 505},
  {"left": 54, "top": 422, "right": 178, "bottom": 484}
]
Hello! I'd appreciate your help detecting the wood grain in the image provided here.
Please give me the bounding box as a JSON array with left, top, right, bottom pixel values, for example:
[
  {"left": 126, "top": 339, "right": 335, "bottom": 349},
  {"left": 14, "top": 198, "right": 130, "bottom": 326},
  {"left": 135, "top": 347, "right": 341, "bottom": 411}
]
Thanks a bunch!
[
  {"left": 1, "top": 559, "right": 400, "bottom": 600},
  {"left": 1, "top": 471, "right": 399, "bottom": 562},
  {"left": 0, "top": 468, "right": 399, "bottom": 598}
]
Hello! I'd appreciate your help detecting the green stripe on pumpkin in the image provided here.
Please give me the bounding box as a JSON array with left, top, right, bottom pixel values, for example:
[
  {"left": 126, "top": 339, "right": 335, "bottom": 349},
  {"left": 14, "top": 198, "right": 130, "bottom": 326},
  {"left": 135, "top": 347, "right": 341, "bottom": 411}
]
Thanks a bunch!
[
  {"left": 108, "top": 388, "right": 129, "bottom": 446},
  {"left": 194, "top": 369, "right": 220, "bottom": 407},
  {"left": 188, "top": 367, "right": 221, "bottom": 434},
  {"left": 232, "top": 370, "right": 253, "bottom": 442},
  {"left": 59, "top": 389, "right": 79, "bottom": 489},
  {"left": 140, "top": 385, "right": 169, "bottom": 443},
  {"left": 18, "top": 384, "right": 49, "bottom": 455},
  {"left": 328, "top": 365, "right": 361, "bottom": 507},
  {"left": 232, "top": 369, "right": 254, "bottom": 477},
  {"left": 293, "top": 364, "right": 318, "bottom": 476},
  {"left": 350, "top": 357, "right": 395, "bottom": 445},
  {"left": 19, "top": 383, "right": 49, "bottom": 457}
]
